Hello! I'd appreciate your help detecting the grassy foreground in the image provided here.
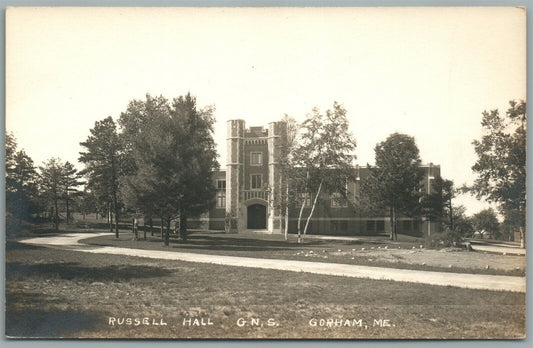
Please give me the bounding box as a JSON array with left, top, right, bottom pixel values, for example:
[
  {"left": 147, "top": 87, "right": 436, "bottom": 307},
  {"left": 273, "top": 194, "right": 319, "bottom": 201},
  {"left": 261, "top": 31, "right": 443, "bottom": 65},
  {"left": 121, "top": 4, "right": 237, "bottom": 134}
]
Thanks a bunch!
[{"left": 5, "top": 237, "right": 525, "bottom": 339}]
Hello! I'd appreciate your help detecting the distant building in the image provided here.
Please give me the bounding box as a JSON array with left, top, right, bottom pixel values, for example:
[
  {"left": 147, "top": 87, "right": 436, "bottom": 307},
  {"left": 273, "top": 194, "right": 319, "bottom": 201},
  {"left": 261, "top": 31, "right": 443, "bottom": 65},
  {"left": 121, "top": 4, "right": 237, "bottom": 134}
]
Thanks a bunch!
[{"left": 189, "top": 120, "right": 441, "bottom": 237}]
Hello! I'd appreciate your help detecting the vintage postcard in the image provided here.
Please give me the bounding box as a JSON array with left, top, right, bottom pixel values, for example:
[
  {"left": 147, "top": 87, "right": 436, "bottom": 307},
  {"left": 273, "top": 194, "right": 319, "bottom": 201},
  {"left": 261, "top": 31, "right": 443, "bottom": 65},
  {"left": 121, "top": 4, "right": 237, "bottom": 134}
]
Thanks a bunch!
[{"left": 4, "top": 7, "right": 526, "bottom": 339}]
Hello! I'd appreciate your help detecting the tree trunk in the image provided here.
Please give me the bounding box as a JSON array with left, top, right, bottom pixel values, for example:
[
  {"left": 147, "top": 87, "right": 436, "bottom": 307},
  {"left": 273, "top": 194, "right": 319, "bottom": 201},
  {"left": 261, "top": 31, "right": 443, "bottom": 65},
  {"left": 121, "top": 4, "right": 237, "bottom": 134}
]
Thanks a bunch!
[
  {"left": 448, "top": 200, "right": 454, "bottom": 231},
  {"left": 180, "top": 214, "right": 188, "bottom": 241},
  {"left": 113, "top": 195, "right": 119, "bottom": 239},
  {"left": 133, "top": 218, "right": 139, "bottom": 241},
  {"left": 284, "top": 205, "right": 289, "bottom": 241},
  {"left": 389, "top": 206, "right": 394, "bottom": 240},
  {"left": 108, "top": 206, "right": 113, "bottom": 233},
  {"left": 164, "top": 219, "right": 170, "bottom": 246},
  {"left": 519, "top": 205, "right": 525, "bottom": 249},
  {"left": 297, "top": 198, "right": 306, "bottom": 243},
  {"left": 149, "top": 217, "right": 153, "bottom": 237},
  {"left": 160, "top": 217, "right": 164, "bottom": 240},
  {"left": 53, "top": 198, "right": 59, "bottom": 232},
  {"left": 66, "top": 194, "right": 70, "bottom": 224},
  {"left": 389, "top": 206, "right": 398, "bottom": 241},
  {"left": 303, "top": 180, "right": 323, "bottom": 240},
  {"left": 143, "top": 218, "right": 147, "bottom": 240}
]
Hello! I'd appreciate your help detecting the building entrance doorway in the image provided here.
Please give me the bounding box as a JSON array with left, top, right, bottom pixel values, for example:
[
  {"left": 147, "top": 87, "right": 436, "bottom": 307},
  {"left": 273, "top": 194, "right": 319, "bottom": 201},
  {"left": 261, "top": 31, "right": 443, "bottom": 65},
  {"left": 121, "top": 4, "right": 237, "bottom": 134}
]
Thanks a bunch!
[{"left": 247, "top": 204, "right": 267, "bottom": 229}]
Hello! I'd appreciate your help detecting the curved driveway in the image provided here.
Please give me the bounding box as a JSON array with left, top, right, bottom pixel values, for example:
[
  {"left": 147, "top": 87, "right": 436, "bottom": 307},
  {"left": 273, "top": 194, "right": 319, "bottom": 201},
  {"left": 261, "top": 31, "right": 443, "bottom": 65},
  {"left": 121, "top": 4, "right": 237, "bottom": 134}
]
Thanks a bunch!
[{"left": 19, "top": 233, "right": 526, "bottom": 293}]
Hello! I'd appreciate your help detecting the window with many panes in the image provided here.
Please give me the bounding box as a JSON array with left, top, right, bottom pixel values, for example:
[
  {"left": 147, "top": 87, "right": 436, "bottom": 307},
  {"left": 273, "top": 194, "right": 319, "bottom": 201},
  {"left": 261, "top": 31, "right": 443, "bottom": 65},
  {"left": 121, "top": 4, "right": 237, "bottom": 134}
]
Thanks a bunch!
[
  {"left": 217, "top": 179, "right": 226, "bottom": 190},
  {"left": 250, "top": 152, "right": 263, "bottom": 166},
  {"left": 331, "top": 192, "right": 348, "bottom": 208},
  {"left": 216, "top": 191, "right": 226, "bottom": 208},
  {"left": 251, "top": 174, "right": 262, "bottom": 189}
]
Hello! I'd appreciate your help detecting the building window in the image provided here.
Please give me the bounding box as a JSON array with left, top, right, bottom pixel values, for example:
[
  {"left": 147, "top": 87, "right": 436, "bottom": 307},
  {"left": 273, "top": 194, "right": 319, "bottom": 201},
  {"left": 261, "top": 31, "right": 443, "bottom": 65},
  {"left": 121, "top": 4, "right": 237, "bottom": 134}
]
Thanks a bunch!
[
  {"left": 299, "top": 192, "right": 311, "bottom": 207},
  {"left": 331, "top": 192, "right": 347, "bottom": 208},
  {"left": 366, "top": 220, "right": 375, "bottom": 232},
  {"left": 403, "top": 220, "right": 412, "bottom": 231},
  {"left": 376, "top": 220, "right": 385, "bottom": 232},
  {"left": 250, "top": 152, "right": 263, "bottom": 166},
  {"left": 216, "top": 191, "right": 226, "bottom": 208},
  {"left": 217, "top": 179, "right": 226, "bottom": 190},
  {"left": 251, "top": 174, "right": 262, "bottom": 190}
]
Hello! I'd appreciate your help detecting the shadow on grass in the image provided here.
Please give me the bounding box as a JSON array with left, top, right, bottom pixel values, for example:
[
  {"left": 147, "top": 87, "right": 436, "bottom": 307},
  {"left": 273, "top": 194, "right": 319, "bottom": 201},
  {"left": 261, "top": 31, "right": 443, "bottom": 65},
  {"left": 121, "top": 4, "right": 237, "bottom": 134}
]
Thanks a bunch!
[
  {"left": 6, "top": 262, "right": 175, "bottom": 282},
  {"left": 6, "top": 308, "right": 106, "bottom": 338},
  {"left": 168, "top": 235, "right": 329, "bottom": 252},
  {"left": 5, "top": 241, "right": 45, "bottom": 251}
]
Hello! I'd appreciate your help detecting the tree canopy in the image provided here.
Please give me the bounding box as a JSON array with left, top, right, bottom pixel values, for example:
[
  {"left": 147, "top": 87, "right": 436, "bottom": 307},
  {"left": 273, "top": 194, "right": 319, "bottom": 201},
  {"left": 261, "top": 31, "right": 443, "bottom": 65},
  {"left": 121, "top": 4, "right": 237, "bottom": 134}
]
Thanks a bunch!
[
  {"left": 470, "top": 100, "right": 526, "bottom": 247},
  {"left": 5, "top": 133, "right": 39, "bottom": 230},
  {"left": 79, "top": 116, "right": 123, "bottom": 237},
  {"left": 362, "top": 133, "right": 423, "bottom": 240},
  {"left": 292, "top": 102, "right": 357, "bottom": 242},
  {"left": 119, "top": 93, "right": 218, "bottom": 245}
]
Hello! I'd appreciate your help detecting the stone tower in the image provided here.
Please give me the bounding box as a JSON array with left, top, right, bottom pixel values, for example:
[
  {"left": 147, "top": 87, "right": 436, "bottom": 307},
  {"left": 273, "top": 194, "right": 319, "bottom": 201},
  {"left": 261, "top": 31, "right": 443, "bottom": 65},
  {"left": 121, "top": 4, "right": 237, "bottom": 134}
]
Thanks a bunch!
[
  {"left": 267, "top": 121, "right": 287, "bottom": 233},
  {"left": 226, "top": 119, "right": 245, "bottom": 232}
]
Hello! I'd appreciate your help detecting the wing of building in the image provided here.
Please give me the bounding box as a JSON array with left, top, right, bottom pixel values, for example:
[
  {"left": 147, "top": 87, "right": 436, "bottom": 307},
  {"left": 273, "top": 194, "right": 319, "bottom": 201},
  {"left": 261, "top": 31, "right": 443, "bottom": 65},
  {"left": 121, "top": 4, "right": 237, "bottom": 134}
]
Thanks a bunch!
[{"left": 189, "top": 120, "right": 441, "bottom": 237}]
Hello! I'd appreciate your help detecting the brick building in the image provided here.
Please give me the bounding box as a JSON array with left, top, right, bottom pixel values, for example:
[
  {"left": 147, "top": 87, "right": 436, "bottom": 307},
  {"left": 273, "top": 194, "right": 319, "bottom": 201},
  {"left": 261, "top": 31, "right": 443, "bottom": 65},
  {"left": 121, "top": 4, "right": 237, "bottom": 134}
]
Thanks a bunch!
[{"left": 189, "top": 120, "right": 441, "bottom": 237}]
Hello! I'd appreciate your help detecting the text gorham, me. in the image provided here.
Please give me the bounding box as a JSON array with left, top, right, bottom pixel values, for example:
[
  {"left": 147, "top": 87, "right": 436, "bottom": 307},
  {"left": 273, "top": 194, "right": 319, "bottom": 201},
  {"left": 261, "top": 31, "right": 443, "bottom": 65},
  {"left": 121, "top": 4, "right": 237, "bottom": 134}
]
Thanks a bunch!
[{"left": 308, "top": 318, "right": 394, "bottom": 328}]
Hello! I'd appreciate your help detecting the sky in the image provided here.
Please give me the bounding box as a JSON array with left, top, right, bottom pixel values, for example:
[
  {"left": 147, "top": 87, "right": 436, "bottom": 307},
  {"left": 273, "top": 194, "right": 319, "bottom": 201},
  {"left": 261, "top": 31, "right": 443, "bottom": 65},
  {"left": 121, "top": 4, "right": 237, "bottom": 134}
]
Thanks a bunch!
[{"left": 6, "top": 7, "right": 526, "bottom": 216}]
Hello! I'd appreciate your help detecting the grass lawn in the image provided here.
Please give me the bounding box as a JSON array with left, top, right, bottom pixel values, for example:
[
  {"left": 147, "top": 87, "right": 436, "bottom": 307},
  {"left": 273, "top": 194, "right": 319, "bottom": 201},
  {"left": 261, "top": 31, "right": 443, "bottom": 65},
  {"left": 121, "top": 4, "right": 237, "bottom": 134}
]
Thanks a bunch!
[
  {"left": 81, "top": 229, "right": 526, "bottom": 277},
  {"left": 5, "top": 234, "right": 526, "bottom": 339}
]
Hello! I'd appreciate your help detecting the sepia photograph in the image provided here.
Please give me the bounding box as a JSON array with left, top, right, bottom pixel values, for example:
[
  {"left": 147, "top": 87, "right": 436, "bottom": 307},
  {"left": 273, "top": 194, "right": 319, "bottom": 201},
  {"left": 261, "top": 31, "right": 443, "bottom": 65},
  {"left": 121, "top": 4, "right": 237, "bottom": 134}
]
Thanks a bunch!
[{"left": 4, "top": 6, "right": 527, "bottom": 339}]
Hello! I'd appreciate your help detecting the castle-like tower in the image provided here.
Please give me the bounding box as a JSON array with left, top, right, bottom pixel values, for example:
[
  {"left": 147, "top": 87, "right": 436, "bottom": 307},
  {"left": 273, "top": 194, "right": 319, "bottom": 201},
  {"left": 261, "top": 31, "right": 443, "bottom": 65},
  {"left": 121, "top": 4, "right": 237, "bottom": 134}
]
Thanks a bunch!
[{"left": 225, "top": 119, "right": 287, "bottom": 233}]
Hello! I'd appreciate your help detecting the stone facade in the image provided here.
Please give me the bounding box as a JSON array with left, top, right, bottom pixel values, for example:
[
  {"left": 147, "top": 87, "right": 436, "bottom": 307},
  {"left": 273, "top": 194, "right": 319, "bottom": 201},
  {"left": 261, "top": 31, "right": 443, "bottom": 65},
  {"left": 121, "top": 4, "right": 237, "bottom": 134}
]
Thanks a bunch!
[{"left": 189, "top": 120, "right": 441, "bottom": 237}]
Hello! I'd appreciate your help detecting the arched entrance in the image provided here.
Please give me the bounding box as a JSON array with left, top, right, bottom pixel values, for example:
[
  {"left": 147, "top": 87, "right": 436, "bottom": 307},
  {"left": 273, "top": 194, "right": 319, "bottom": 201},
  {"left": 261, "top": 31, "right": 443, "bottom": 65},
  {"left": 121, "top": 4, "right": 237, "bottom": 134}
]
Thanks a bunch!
[{"left": 247, "top": 204, "right": 267, "bottom": 229}]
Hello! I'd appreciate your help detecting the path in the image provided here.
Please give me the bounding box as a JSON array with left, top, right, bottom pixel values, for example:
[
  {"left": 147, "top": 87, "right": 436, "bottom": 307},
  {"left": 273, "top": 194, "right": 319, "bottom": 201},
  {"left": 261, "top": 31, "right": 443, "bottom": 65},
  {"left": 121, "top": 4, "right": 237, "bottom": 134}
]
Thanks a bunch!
[
  {"left": 469, "top": 243, "right": 526, "bottom": 256},
  {"left": 19, "top": 233, "right": 526, "bottom": 293}
]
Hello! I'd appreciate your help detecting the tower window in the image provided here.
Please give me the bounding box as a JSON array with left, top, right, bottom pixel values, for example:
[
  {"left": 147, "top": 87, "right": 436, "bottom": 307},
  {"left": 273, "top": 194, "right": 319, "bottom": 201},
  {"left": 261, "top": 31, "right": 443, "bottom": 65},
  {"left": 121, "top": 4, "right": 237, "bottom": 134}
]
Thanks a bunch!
[
  {"left": 251, "top": 152, "right": 263, "bottom": 166},
  {"left": 216, "top": 191, "right": 226, "bottom": 208},
  {"left": 217, "top": 179, "right": 226, "bottom": 190},
  {"left": 251, "top": 174, "right": 262, "bottom": 189}
]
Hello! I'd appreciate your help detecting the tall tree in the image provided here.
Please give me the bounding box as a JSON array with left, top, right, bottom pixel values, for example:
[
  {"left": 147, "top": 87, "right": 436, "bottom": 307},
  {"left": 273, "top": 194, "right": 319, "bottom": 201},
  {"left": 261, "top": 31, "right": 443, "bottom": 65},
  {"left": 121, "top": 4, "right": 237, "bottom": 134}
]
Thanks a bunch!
[
  {"left": 5, "top": 134, "right": 39, "bottom": 229},
  {"left": 470, "top": 100, "right": 526, "bottom": 247},
  {"left": 119, "top": 93, "right": 218, "bottom": 245},
  {"left": 169, "top": 94, "right": 219, "bottom": 241},
  {"left": 39, "top": 158, "right": 64, "bottom": 232},
  {"left": 362, "top": 133, "right": 423, "bottom": 240},
  {"left": 292, "top": 102, "right": 357, "bottom": 243},
  {"left": 79, "top": 117, "right": 123, "bottom": 238},
  {"left": 119, "top": 94, "right": 172, "bottom": 240},
  {"left": 62, "top": 161, "right": 83, "bottom": 224}
]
